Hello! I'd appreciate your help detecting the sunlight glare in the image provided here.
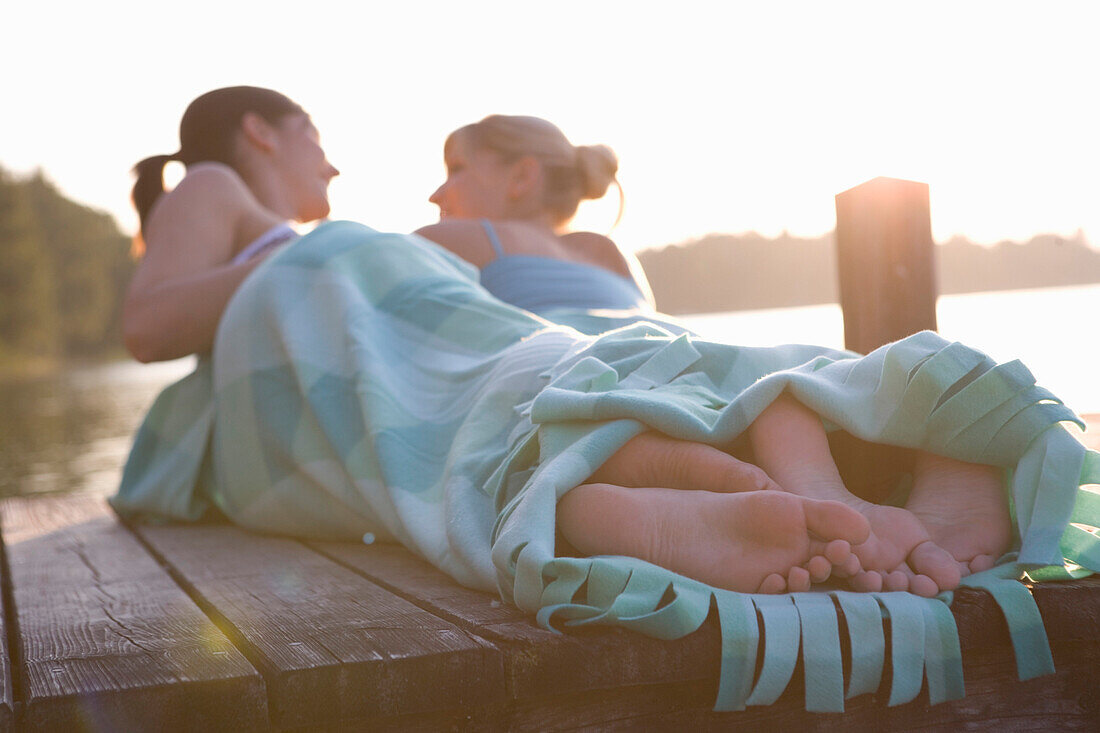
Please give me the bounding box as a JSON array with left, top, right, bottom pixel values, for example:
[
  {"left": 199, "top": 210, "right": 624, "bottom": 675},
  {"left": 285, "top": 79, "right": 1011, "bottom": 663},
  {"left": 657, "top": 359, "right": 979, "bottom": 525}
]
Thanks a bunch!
[{"left": 1, "top": 0, "right": 1096, "bottom": 251}]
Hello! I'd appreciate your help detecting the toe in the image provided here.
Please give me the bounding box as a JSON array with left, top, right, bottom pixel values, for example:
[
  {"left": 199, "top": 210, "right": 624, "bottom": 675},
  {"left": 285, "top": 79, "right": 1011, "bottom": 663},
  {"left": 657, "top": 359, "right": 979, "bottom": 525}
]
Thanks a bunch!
[
  {"left": 849, "top": 570, "right": 883, "bottom": 592},
  {"left": 968, "top": 553, "right": 996, "bottom": 574},
  {"left": 758, "top": 573, "right": 787, "bottom": 594},
  {"left": 806, "top": 555, "right": 832, "bottom": 583},
  {"left": 787, "top": 566, "right": 811, "bottom": 593},
  {"left": 824, "top": 539, "right": 852, "bottom": 565},
  {"left": 884, "top": 569, "right": 910, "bottom": 591},
  {"left": 838, "top": 553, "right": 862, "bottom": 577},
  {"left": 909, "top": 574, "right": 939, "bottom": 598},
  {"left": 910, "top": 540, "right": 961, "bottom": 591}
]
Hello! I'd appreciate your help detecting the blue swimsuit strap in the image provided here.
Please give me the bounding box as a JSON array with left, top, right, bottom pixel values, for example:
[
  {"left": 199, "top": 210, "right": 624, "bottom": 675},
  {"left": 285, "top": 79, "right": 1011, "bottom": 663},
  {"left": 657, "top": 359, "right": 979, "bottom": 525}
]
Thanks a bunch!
[{"left": 480, "top": 219, "right": 505, "bottom": 259}]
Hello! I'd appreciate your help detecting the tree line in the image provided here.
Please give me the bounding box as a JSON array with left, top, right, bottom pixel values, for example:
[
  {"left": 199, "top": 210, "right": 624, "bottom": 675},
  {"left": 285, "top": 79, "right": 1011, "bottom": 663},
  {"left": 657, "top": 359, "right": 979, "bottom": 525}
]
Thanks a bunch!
[
  {"left": 0, "top": 165, "right": 134, "bottom": 367},
  {"left": 637, "top": 229, "right": 1100, "bottom": 314}
]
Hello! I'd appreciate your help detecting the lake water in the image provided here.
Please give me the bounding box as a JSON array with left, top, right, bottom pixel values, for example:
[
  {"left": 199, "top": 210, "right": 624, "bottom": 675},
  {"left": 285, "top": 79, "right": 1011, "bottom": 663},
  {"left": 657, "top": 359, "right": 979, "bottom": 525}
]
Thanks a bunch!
[
  {"left": 1, "top": 283, "right": 1096, "bottom": 498},
  {"left": 0, "top": 358, "right": 194, "bottom": 499},
  {"left": 682, "top": 282, "right": 1100, "bottom": 415}
]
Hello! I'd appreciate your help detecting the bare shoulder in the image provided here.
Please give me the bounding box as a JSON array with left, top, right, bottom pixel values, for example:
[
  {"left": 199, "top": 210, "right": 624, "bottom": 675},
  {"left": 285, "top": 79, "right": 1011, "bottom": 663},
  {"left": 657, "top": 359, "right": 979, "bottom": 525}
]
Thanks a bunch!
[
  {"left": 561, "top": 231, "right": 632, "bottom": 276},
  {"left": 414, "top": 219, "right": 496, "bottom": 267},
  {"left": 561, "top": 230, "right": 618, "bottom": 250},
  {"left": 138, "top": 164, "right": 273, "bottom": 282},
  {"left": 562, "top": 230, "right": 655, "bottom": 304},
  {"left": 181, "top": 161, "right": 245, "bottom": 185},
  {"left": 151, "top": 163, "right": 255, "bottom": 216},
  {"left": 146, "top": 162, "right": 278, "bottom": 249}
]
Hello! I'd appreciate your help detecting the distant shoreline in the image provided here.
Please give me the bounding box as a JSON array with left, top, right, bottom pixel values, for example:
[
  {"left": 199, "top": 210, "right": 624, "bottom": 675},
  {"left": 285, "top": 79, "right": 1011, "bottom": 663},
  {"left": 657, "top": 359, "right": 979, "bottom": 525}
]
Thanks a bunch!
[
  {"left": 638, "top": 230, "right": 1100, "bottom": 315},
  {"left": 669, "top": 279, "right": 1100, "bottom": 317}
]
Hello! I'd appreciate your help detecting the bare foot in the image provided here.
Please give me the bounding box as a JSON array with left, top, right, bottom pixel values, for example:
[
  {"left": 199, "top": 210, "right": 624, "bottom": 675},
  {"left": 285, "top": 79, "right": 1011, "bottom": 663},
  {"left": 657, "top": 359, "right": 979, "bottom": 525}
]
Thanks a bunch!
[
  {"left": 905, "top": 452, "right": 1011, "bottom": 576},
  {"left": 758, "top": 471, "right": 961, "bottom": 596},
  {"left": 843, "top": 499, "right": 960, "bottom": 597},
  {"left": 557, "top": 484, "right": 870, "bottom": 594},
  {"left": 590, "top": 434, "right": 855, "bottom": 587},
  {"left": 747, "top": 393, "right": 960, "bottom": 597},
  {"left": 591, "top": 432, "right": 781, "bottom": 493}
]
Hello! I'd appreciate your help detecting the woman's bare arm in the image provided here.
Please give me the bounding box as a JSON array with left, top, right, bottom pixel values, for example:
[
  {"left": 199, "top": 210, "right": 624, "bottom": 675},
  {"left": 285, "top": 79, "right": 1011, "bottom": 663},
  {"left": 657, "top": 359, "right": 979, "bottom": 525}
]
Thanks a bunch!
[{"left": 122, "top": 165, "right": 283, "bottom": 362}]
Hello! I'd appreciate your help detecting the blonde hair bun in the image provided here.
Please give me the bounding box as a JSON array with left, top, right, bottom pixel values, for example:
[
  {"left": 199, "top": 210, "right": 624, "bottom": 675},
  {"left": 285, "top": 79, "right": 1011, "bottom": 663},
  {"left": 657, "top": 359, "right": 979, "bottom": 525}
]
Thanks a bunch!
[
  {"left": 575, "top": 144, "right": 618, "bottom": 200},
  {"left": 447, "top": 114, "right": 622, "bottom": 225}
]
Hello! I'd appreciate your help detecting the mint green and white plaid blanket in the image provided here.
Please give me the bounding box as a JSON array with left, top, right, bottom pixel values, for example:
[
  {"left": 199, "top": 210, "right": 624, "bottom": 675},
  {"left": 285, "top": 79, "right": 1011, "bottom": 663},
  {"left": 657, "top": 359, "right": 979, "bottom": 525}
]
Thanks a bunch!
[{"left": 114, "top": 221, "right": 1100, "bottom": 712}]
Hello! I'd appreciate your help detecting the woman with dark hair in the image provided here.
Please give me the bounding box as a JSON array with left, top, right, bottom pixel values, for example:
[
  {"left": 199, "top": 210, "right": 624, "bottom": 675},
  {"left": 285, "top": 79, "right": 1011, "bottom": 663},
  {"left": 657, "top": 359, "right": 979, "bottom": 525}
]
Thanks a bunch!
[{"left": 123, "top": 86, "right": 339, "bottom": 363}]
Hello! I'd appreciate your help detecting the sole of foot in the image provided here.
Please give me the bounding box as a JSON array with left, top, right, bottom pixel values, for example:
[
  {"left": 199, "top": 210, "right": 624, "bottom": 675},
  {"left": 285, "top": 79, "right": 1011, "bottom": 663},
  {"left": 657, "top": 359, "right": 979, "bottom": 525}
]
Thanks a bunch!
[{"left": 558, "top": 484, "right": 870, "bottom": 594}]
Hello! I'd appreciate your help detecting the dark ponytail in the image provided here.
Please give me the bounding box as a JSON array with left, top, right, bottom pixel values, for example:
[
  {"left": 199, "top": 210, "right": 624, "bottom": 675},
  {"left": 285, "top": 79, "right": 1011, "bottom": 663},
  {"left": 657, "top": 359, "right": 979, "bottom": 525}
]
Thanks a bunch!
[
  {"left": 131, "top": 153, "right": 178, "bottom": 232},
  {"left": 131, "top": 86, "right": 304, "bottom": 236}
]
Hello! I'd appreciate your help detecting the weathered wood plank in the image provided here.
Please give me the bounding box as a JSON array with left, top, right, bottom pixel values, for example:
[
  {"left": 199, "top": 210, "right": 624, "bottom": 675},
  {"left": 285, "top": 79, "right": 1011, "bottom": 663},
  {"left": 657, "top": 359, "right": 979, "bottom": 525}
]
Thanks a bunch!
[
  {"left": 516, "top": 653, "right": 1097, "bottom": 732},
  {"left": 835, "top": 176, "right": 939, "bottom": 354},
  {"left": 310, "top": 541, "right": 722, "bottom": 700},
  {"left": 567, "top": 584, "right": 1100, "bottom": 732},
  {"left": 314, "top": 540, "right": 1100, "bottom": 729},
  {"left": 0, "top": 495, "right": 267, "bottom": 731},
  {"left": 132, "top": 523, "right": 506, "bottom": 730}
]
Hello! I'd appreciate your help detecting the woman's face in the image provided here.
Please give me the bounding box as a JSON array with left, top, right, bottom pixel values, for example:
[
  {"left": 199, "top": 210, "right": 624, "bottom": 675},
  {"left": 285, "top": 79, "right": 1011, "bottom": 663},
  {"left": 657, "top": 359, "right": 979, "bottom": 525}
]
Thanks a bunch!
[
  {"left": 273, "top": 113, "right": 340, "bottom": 222},
  {"left": 429, "top": 141, "right": 513, "bottom": 220}
]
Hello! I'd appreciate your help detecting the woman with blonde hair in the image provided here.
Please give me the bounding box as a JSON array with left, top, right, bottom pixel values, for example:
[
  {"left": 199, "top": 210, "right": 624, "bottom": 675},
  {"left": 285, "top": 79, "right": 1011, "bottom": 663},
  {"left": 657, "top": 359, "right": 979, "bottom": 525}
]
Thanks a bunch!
[{"left": 416, "top": 115, "right": 662, "bottom": 321}]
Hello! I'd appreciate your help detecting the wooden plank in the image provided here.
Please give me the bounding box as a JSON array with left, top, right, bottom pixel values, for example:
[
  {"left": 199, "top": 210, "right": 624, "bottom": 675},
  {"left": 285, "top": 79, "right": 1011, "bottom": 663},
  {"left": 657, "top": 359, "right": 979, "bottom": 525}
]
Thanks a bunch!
[
  {"left": 532, "top": 654, "right": 1098, "bottom": 732},
  {"left": 835, "top": 176, "right": 939, "bottom": 354},
  {"left": 309, "top": 541, "right": 722, "bottom": 700},
  {"left": 314, "top": 541, "right": 1100, "bottom": 729},
  {"left": 489, "top": 580, "right": 1100, "bottom": 731},
  {"left": 0, "top": 495, "right": 267, "bottom": 731},
  {"left": 131, "top": 523, "right": 506, "bottom": 730}
]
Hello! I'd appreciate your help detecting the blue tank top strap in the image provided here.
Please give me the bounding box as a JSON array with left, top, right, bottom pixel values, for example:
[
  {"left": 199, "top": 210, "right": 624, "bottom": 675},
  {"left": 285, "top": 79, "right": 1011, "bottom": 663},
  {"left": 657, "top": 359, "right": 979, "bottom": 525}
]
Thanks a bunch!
[{"left": 480, "top": 219, "right": 505, "bottom": 259}]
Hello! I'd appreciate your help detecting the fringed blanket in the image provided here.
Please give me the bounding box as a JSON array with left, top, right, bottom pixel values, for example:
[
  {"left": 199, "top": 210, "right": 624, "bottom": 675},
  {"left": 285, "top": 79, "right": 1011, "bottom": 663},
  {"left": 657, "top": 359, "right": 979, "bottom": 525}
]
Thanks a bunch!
[{"left": 114, "top": 221, "right": 1100, "bottom": 712}]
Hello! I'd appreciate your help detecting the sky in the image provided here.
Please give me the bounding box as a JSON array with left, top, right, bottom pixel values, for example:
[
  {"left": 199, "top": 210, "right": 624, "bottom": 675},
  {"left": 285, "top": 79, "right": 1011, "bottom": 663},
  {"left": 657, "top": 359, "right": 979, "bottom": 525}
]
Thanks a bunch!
[{"left": 2, "top": 1, "right": 1098, "bottom": 253}]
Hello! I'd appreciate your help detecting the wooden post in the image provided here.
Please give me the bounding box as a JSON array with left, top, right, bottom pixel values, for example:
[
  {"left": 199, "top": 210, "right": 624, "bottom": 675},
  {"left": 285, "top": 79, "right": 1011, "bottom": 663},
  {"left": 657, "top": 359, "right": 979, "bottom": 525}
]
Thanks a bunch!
[{"left": 834, "top": 177, "right": 938, "bottom": 354}]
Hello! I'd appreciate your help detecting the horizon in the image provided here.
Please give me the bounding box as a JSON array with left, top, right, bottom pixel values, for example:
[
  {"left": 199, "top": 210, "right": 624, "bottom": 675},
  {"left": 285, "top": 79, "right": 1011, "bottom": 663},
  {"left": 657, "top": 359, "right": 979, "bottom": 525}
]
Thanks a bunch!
[
  {"left": 3, "top": 1, "right": 1098, "bottom": 253},
  {"left": 5, "top": 163, "right": 1097, "bottom": 254}
]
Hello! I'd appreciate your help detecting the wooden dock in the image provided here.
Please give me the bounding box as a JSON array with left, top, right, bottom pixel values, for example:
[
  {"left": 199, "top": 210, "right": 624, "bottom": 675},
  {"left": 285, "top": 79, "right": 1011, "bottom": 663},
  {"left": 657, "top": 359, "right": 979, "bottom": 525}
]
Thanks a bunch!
[{"left": 2, "top": 455, "right": 1099, "bottom": 731}]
